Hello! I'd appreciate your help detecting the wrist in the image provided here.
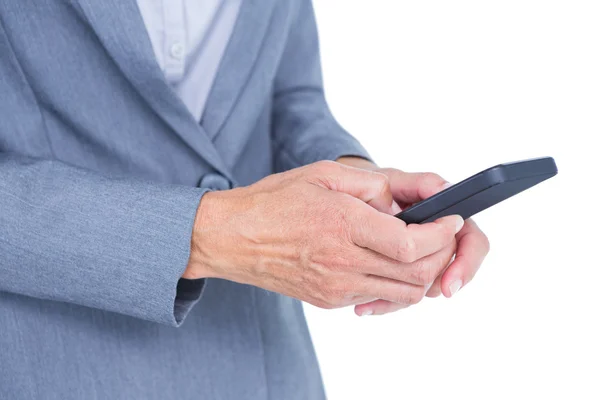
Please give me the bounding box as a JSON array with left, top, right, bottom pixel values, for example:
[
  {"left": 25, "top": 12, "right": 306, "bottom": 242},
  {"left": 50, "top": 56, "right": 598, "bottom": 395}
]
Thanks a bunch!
[{"left": 183, "top": 191, "right": 223, "bottom": 280}]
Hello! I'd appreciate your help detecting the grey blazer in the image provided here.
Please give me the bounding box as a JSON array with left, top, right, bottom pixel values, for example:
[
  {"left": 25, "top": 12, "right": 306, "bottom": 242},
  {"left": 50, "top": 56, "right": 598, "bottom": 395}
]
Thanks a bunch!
[{"left": 0, "top": 0, "right": 370, "bottom": 399}]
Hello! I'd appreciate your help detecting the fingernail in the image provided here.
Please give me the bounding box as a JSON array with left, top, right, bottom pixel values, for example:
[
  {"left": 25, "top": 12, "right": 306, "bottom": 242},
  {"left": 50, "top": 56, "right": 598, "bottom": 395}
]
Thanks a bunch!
[
  {"left": 449, "top": 279, "right": 463, "bottom": 297},
  {"left": 453, "top": 215, "right": 465, "bottom": 233},
  {"left": 391, "top": 201, "right": 402, "bottom": 215},
  {"left": 361, "top": 309, "right": 373, "bottom": 316},
  {"left": 442, "top": 182, "right": 453, "bottom": 190}
]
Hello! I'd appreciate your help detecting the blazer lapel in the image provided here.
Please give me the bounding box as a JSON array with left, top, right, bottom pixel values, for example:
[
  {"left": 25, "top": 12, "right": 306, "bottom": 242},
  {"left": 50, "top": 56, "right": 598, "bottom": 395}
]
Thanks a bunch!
[
  {"left": 201, "top": 0, "right": 278, "bottom": 140},
  {"left": 75, "top": 0, "right": 234, "bottom": 182}
]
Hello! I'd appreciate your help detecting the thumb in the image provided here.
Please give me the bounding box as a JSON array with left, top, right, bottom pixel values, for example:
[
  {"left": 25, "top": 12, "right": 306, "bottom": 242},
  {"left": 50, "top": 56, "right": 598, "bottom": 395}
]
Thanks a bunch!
[{"left": 310, "top": 162, "right": 400, "bottom": 214}]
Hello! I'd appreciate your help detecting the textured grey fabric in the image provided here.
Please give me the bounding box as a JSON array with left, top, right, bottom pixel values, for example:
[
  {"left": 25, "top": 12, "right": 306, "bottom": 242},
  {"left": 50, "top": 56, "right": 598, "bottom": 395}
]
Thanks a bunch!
[{"left": 0, "top": 0, "right": 371, "bottom": 399}]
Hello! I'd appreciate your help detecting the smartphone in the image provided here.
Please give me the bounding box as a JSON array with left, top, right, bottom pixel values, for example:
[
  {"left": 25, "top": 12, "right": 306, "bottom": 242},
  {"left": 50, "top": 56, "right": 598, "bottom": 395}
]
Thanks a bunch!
[{"left": 395, "top": 157, "right": 558, "bottom": 224}]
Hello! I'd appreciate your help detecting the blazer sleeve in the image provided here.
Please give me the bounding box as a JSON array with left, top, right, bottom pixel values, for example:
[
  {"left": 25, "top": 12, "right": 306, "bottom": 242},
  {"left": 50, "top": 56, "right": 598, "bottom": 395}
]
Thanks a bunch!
[
  {"left": 271, "top": 0, "right": 373, "bottom": 172},
  {"left": 0, "top": 152, "right": 208, "bottom": 327}
]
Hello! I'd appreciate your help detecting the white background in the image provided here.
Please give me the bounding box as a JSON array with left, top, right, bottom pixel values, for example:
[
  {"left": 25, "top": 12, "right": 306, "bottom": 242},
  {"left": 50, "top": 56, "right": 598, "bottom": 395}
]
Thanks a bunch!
[{"left": 306, "top": 1, "right": 600, "bottom": 399}]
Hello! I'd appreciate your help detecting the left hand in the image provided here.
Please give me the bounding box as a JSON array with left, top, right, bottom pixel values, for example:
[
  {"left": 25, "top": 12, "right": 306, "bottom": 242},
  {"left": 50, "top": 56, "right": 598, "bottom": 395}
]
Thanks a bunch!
[{"left": 336, "top": 157, "right": 490, "bottom": 316}]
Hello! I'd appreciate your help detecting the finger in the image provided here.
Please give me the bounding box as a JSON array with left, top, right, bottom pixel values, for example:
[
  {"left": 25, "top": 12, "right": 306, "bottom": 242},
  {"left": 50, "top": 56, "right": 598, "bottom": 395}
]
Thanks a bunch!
[
  {"left": 352, "top": 274, "right": 428, "bottom": 308},
  {"left": 351, "top": 240, "right": 456, "bottom": 286},
  {"left": 350, "top": 210, "right": 463, "bottom": 263},
  {"left": 355, "top": 300, "right": 411, "bottom": 316},
  {"left": 382, "top": 170, "right": 450, "bottom": 204},
  {"left": 350, "top": 295, "right": 379, "bottom": 306},
  {"left": 425, "top": 250, "right": 456, "bottom": 297},
  {"left": 425, "top": 273, "right": 444, "bottom": 298},
  {"left": 424, "top": 258, "right": 453, "bottom": 298},
  {"left": 330, "top": 294, "right": 377, "bottom": 309},
  {"left": 441, "top": 219, "right": 490, "bottom": 298},
  {"left": 308, "top": 161, "right": 399, "bottom": 214}
]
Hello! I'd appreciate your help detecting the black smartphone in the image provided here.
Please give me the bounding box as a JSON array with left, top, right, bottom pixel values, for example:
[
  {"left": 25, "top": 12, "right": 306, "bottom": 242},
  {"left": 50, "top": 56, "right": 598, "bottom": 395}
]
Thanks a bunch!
[{"left": 395, "top": 157, "right": 558, "bottom": 224}]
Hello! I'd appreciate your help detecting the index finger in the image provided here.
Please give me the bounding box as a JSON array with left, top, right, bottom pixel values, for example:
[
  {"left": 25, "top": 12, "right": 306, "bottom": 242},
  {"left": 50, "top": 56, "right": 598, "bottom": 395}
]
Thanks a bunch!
[
  {"left": 349, "top": 207, "right": 463, "bottom": 263},
  {"left": 383, "top": 170, "right": 449, "bottom": 205}
]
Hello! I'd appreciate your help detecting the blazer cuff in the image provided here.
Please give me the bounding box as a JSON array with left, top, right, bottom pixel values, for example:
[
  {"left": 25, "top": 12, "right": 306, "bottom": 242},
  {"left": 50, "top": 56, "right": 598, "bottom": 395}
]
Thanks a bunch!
[
  {"left": 0, "top": 155, "right": 209, "bottom": 327},
  {"left": 174, "top": 277, "right": 207, "bottom": 325},
  {"left": 139, "top": 186, "right": 209, "bottom": 327}
]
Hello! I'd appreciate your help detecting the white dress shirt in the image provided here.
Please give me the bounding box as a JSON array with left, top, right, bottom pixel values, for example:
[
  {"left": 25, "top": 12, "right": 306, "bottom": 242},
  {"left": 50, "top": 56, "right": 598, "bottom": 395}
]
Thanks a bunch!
[{"left": 136, "top": 0, "right": 241, "bottom": 121}]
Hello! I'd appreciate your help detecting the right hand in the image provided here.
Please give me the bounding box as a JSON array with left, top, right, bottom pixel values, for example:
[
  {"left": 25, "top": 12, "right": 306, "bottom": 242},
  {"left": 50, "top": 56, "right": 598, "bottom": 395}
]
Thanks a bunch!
[{"left": 184, "top": 161, "right": 463, "bottom": 314}]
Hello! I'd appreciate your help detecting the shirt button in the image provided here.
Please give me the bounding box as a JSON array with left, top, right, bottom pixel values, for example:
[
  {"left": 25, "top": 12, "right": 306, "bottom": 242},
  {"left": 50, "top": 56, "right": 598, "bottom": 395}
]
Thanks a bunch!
[
  {"left": 169, "top": 42, "right": 185, "bottom": 60},
  {"left": 198, "top": 173, "right": 231, "bottom": 191}
]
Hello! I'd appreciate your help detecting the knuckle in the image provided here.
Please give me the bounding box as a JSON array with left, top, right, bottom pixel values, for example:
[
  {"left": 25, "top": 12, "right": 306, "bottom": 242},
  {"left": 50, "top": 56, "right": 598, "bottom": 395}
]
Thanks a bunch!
[
  {"left": 434, "top": 221, "right": 457, "bottom": 243},
  {"left": 395, "top": 237, "right": 418, "bottom": 263},
  {"left": 374, "top": 173, "right": 393, "bottom": 201},
  {"left": 420, "top": 172, "right": 444, "bottom": 186},
  {"left": 410, "top": 261, "right": 437, "bottom": 286},
  {"left": 312, "top": 160, "right": 339, "bottom": 174},
  {"left": 443, "top": 222, "right": 458, "bottom": 238},
  {"left": 372, "top": 171, "right": 391, "bottom": 191},
  {"left": 405, "top": 286, "right": 427, "bottom": 305}
]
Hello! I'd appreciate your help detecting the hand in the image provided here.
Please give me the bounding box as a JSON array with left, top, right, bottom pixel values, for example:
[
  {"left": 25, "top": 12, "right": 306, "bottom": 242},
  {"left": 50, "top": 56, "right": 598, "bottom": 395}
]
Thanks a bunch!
[
  {"left": 337, "top": 157, "right": 491, "bottom": 315},
  {"left": 184, "top": 161, "right": 464, "bottom": 312}
]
